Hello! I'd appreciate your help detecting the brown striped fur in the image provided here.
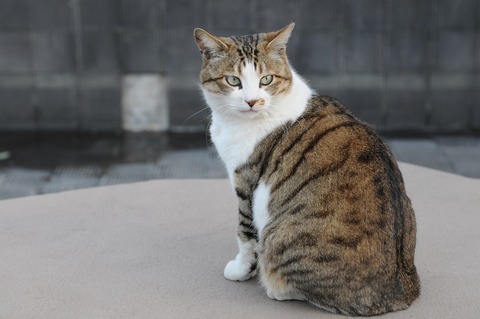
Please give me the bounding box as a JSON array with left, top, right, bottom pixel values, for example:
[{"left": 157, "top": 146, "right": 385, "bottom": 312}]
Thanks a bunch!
[
  {"left": 194, "top": 25, "right": 420, "bottom": 316},
  {"left": 233, "top": 96, "right": 420, "bottom": 315}
]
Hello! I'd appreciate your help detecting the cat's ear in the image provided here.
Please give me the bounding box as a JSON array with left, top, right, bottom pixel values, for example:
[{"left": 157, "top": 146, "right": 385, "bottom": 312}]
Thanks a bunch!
[
  {"left": 194, "top": 28, "right": 229, "bottom": 60},
  {"left": 265, "top": 23, "right": 295, "bottom": 56}
]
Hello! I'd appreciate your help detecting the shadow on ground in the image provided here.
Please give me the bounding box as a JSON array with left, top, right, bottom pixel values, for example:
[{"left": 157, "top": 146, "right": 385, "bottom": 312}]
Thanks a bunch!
[{"left": 1, "top": 132, "right": 479, "bottom": 200}]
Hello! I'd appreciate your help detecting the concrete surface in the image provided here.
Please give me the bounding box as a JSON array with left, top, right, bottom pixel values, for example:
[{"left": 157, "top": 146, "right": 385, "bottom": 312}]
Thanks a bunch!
[
  {"left": 0, "top": 133, "right": 479, "bottom": 200},
  {"left": 0, "top": 164, "right": 479, "bottom": 318}
]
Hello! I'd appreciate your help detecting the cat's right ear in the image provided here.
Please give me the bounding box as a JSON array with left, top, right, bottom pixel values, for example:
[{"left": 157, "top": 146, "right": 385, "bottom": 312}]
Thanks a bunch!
[{"left": 194, "top": 28, "right": 229, "bottom": 60}]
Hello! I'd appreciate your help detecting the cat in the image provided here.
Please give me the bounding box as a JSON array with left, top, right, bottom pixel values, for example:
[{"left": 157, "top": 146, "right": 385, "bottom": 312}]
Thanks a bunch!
[{"left": 194, "top": 23, "right": 420, "bottom": 316}]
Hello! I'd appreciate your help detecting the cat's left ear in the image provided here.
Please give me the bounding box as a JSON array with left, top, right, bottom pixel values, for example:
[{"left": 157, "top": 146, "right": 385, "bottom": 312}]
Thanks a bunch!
[
  {"left": 266, "top": 23, "right": 295, "bottom": 55},
  {"left": 194, "top": 28, "right": 229, "bottom": 60}
]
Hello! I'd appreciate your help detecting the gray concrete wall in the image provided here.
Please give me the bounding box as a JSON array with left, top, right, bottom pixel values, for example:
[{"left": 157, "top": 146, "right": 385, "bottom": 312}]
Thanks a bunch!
[{"left": 0, "top": 0, "right": 478, "bottom": 133}]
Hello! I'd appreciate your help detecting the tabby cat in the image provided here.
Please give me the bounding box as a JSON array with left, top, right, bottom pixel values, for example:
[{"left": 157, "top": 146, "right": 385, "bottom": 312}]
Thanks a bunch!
[{"left": 194, "top": 23, "right": 420, "bottom": 316}]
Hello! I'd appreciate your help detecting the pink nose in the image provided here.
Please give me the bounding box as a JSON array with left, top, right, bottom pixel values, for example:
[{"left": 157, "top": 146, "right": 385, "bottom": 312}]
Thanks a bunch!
[{"left": 246, "top": 100, "right": 259, "bottom": 107}]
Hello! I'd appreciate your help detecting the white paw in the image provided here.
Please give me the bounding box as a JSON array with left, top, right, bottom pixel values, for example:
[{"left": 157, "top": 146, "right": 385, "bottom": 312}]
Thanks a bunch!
[
  {"left": 223, "top": 259, "right": 256, "bottom": 281},
  {"left": 266, "top": 288, "right": 305, "bottom": 301}
]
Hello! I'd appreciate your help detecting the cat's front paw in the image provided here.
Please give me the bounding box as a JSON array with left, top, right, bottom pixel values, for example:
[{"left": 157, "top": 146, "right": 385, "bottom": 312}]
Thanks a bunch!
[{"left": 224, "top": 259, "right": 256, "bottom": 281}]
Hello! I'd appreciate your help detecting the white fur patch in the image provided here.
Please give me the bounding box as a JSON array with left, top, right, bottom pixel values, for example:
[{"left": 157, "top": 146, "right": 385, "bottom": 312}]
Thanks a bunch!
[
  {"left": 204, "top": 66, "right": 313, "bottom": 180},
  {"left": 252, "top": 182, "right": 270, "bottom": 238}
]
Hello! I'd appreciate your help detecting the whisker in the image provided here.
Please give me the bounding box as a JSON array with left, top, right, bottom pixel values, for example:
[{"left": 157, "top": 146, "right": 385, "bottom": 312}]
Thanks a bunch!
[{"left": 183, "top": 106, "right": 211, "bottom": 125}]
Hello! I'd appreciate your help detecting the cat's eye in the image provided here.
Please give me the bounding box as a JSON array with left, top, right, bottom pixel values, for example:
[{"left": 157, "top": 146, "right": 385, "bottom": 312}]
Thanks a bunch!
[
  {"left": 225, "top": 75, "right": 241, "bottom": 87},
  {"left": 260, "top": 75, "right": 274, "bottom": 86}
]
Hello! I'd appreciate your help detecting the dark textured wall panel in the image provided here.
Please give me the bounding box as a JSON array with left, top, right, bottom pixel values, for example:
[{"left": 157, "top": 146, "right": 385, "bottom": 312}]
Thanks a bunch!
[
  {"left": 35, "top": 75, "right": 78, "bottom": 130},
  {"left": 430, "top": 89, "right": 474, "bottom": 130},
  {"left": 168, "top": 87, "right": 205, "bottom": 129},
  {"left": 0, "top": 0, "right": 30, "bottom": 32},
  {"left": 385, "top": 90, "right": 427, "bottom": 131},
  {"left": 119, "top": 0, "right": 165, "bottom": 73},
  {"left": 343, "top": 88, "right": 383, "bottom": 127},
  {"left": 31, "top": 32, "right": 76, "bottom": 73},
  {"left": 0, "top": 33, "right": 32, "bottom": 73},
  {"left": 79, "top": 75, "right": 121, "bottom": 131},
  {"left": 0, "top": 0, "right": 478, "bottom": 133},
  {"left": 0, "top": 77, "right": 35, "bottom": 130},
  {"left": 29, "top": 0, "right": 74, "bottom": 31}
]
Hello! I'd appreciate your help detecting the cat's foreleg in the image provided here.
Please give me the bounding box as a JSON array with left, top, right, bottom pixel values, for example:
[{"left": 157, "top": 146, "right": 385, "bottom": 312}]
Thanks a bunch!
[
  {"left": 224, "top": 236, "right": 257, "bottom": 281},
  {"left": 224, "top": 196, "right": 258, "bottom": 281}
]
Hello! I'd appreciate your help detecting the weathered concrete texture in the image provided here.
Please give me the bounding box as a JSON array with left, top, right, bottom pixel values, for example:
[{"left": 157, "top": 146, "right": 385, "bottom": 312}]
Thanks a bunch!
[{"left": 0, "top": 0, "right": 478, "bottom": 133}]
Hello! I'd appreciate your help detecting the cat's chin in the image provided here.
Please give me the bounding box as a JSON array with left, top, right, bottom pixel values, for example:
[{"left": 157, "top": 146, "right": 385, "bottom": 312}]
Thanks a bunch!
[
  {"left": 237, "top": 109, "right": 265, "bottom": 119},
  {"left": 239, "top": 109, "right": 259, "bottom": 114}
]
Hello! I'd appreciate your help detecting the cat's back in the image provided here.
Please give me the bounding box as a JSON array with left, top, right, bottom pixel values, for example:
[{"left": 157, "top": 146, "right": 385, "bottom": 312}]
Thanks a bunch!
[{"left": 254, "top": 95, "right": 420, "bottom": 316}]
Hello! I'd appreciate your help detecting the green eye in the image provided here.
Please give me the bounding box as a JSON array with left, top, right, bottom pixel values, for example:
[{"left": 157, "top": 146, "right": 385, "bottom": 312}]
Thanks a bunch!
[
  {"left": 260, "top": 75, "right": 273, "bottom": 86},
  {"left": 225, "top": 76, "right": 241, "bottom": 87}
]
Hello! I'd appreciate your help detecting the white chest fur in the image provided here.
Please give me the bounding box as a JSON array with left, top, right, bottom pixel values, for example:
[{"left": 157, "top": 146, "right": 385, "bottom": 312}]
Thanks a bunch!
[{"left": 207, "top": 69, "right": 313, "bottom": 181}]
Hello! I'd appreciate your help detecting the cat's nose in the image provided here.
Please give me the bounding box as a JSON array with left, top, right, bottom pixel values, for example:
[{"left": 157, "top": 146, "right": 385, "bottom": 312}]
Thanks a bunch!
[{"left": 245, "top": 99, "right": 264, "bottom": 107}]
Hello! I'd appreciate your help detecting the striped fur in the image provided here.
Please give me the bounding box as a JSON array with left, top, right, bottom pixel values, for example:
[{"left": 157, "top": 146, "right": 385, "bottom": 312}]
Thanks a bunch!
[{"left": 194, "top": 24, "right": 420, "bottom": 316}]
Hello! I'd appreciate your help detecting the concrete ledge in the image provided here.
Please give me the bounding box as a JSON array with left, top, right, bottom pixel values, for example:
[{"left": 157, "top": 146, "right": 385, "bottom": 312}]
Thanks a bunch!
[{"left": 0, "top": 163, "right": 479, "bottom": 318}]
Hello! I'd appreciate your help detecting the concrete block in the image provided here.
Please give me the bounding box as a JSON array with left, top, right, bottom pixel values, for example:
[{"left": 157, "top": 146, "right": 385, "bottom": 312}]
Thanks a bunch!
[
  {"left": 0, "top": 33, "right": 32, "bottom": 73},
  {"left": 0, "top": 0, "right": 29, "bottom": 31},
  {"left": 81, "top": 30, "right": 119, "bottom": 73},
  {"left": 121, "top": 74, "right": 169, "bottom": 132},
  {"left": 31, "top": 32, "right": 76, "bottom": 72},
  {"left": 120, "top": 30, "right": 164, "bottom": 73},
  {"left": 435, "top": 31, "right": 475, "bottom": 72},
  {"left": 29, "top": 0, "right": 74, "bottom": 31}
]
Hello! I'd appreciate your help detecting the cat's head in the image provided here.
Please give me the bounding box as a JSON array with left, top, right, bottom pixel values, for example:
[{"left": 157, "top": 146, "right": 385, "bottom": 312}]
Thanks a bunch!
[{"left": 194, "top": 23, "right": 295, "bottom": 120}]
